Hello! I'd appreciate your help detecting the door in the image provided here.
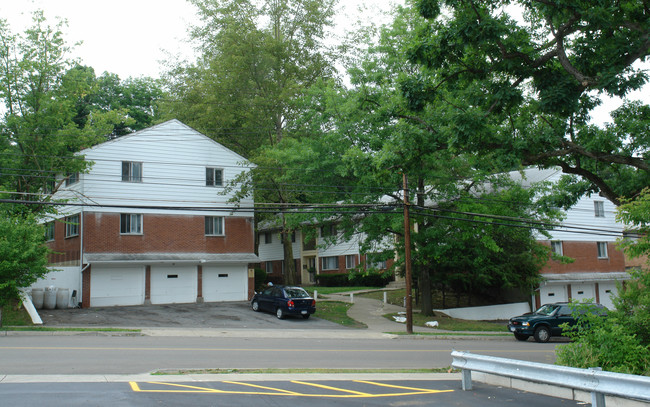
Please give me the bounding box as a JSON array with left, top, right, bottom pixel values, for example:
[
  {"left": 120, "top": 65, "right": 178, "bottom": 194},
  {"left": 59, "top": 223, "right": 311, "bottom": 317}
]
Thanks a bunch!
[
  {"left": 90, "top": 266, "right": 145, "bottom": 307},
  {"left": 202, "top": 265, "right": 247, "bottom": 302},
  {"left": 150, "top": 265, "right": 197, "bottom": 304}
]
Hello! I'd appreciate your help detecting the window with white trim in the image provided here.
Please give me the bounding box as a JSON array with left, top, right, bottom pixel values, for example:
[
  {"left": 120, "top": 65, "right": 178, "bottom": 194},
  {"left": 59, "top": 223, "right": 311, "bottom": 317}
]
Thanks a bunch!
[
  {"left": 120, "top": 214, "right": 142, "bottom": 234},
  {"left": 345, "top": 255, "right": 356, "bottom": 269},
  {"left": 122, "top": 161, "right": 142, "bottom": 182},
  {"left": 551, "top": 241, "right": 563, "bottom": 256},
  {"left": 65, "top": 214, "right": 79, "bottom": 238},
  {"left": 205, "top": 216, "right": 224, "bottom": 236},
  {"left": 266, "top": 261, "right": 273, "bottom": 274},
  {"left": 597, "top": 242, "right": 608, "bottom": 259},
  {"left": 594, "top": 201, "right": 605, "bottom": 217},
  {"left": 206, "top": 167, "right": 223, "bottom": 187},
  {"left": 321, "top": 256, "right": 339, "bottom": 270}
]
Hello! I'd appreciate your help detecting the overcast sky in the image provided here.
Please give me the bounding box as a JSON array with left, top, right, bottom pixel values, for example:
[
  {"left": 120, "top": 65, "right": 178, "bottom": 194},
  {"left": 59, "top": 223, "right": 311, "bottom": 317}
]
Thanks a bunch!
[
  {"left": 0, "top": 0, "right": 397, "bottom": 80},
  {"left": 1, "top": 0, "right": 646, "bottom": 126}
]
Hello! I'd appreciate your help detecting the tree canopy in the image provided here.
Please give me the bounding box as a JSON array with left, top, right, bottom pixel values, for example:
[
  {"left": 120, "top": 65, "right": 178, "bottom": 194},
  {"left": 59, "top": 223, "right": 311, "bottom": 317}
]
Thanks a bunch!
[{"left": 403, "top": 0, "right": 649, "bottom": 205}]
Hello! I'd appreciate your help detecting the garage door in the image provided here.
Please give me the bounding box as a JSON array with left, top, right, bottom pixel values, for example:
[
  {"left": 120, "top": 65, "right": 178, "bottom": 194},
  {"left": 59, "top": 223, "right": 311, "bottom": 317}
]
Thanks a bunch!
[
  {"left": 202, "top": 265, "right": 247, "bottom": 302},
  {"left": 90, "top": 266, "right": 145, "bottom": 307},
  {"left": 539, "top": 284, "right": 568, "bottom": 306},
  {"left": 570, "top": 283, "right": 596, "bottom": 303},
  {"left": 598, "top": 282, "right": 617, "bottom": 310},
  {"left": 150, "top": 265, "right": 197, "bottom": 304}
]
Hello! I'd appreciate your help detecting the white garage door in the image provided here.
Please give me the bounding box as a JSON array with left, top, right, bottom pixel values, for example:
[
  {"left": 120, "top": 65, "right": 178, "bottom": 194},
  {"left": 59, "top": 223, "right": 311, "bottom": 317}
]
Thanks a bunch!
[
  {"left": 598, "top": 282, "right": 618, "bottom": 310},
  {"left": 570, "top": 283, "right": 596, "bottom": 303},
  {"left": 202, "top": 265, "right": 247, "bottom": 302},
  {"left": 150, "top": 265, "right": 197, "bottom": 304},
  {"left": 539, "top": 284, "right": 568, "bottom": 305},
  {"left": 90, "top": 266, "right": 145, "bottom": 307}
]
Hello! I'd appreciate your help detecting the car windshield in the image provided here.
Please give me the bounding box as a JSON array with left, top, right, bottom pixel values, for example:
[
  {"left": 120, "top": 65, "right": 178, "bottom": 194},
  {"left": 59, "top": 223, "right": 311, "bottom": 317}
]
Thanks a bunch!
[
  {"left": 535, "top": 304, "right": 558, "bottom": 316},
  {"left": 284, "top": 288, "right": 310, "bottom": 298}
]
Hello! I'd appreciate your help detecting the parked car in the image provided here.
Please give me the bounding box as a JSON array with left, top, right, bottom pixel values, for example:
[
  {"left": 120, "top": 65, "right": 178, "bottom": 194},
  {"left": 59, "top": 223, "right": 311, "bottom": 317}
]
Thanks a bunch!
[
  {"left": 251, "top": 285, "right": 316, "bottom": 319},
  {"left": 507, "top": 302, "right": 607, "bottom": 343}
]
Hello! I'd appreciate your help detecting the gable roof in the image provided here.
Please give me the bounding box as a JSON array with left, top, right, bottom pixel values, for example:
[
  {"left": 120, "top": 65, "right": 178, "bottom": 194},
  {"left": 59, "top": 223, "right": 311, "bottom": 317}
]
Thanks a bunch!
[{"left": 80, "top": 119, "right": 252, "bottom": 164}]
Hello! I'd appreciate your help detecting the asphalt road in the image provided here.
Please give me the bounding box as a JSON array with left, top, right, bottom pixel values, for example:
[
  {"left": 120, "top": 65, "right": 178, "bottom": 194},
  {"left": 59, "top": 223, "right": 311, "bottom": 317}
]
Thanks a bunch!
[
  {"left": 0, "top": 335, "right": 558, "bottom": 375},
  {"left": 0, "top": 380, "right": 585, "bottom": 407}
]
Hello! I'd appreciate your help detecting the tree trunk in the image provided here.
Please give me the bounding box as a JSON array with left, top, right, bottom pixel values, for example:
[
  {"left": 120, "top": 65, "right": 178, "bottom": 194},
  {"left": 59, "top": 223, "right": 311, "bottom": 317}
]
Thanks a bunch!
[
  {"left": 0, "top": 306, "right": 3, "bottom": 328},
  {"left": 280, "top": 214, "right": 296, "bottom": 285}
]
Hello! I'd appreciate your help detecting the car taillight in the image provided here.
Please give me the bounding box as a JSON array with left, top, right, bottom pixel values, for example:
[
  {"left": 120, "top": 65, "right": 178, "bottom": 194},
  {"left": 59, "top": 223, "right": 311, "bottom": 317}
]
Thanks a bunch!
[
  {"left": 311, "top": 299, "right": 316, "bottom": 306},
  {"left": 287, "top": 300, "right": 294, "bottom": 308}
]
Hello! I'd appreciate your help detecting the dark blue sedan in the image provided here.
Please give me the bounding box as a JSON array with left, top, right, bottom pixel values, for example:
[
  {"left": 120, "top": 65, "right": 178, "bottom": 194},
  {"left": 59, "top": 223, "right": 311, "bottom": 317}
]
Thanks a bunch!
[{"left": 251, "top": 285, "right": 316, "bottom": 319}]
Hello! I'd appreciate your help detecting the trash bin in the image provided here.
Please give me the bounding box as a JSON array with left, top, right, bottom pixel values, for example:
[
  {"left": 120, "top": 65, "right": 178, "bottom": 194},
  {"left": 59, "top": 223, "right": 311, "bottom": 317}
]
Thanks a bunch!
[
  {"left": 43, "top": 286, "right": 57, "bottom": 310},
  {"left": 56, "top": 288, "right": 70, "bottom": 309},
  {"left": 31, "top": 288, "right": 44, "bottom": 309}
]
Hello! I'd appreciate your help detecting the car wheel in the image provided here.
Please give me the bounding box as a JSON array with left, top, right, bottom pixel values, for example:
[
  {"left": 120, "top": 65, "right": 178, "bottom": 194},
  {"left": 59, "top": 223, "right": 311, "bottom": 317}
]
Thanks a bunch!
[
  {"left": 276, "top": 307, "right": 285, "bottom": 319},
  {"left": 302, "top": 314, "right": 310, "bottom": 320},
  {"left": 514, "top": 333, "right": 529, "bottom": 341},
  {"left": 251, "top": 301, "right": 259, "bottom": 312},
  {"left": 534, "top": 326, "right": 551, "bottom": 343}
]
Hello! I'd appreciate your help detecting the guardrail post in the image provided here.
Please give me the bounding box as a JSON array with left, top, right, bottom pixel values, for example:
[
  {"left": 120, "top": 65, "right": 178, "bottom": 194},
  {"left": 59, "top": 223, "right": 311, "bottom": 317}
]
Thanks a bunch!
[
  {"left": 461, "top": 369, "right": 472, "bottom": 391},
  {"left": 350, "top": 293, "right": 354, "bottom": 303},
  {"left": 383, "top": 291, "right": 387, "bottom": 304},
  {"left": 589, "top": 367, "right": 606, "bottom": 407}
]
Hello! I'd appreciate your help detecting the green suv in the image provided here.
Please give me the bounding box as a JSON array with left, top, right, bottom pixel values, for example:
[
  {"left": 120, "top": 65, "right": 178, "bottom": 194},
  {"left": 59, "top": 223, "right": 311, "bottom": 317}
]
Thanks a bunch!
[{"left": 507, "top": 302, "right": 607, "bottom": 343}]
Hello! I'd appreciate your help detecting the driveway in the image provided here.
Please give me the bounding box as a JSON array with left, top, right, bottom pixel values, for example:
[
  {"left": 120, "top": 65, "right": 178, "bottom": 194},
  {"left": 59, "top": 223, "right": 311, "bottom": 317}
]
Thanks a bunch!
[{"left": 37, "top": 301, "right": 345, "bottom": 330}]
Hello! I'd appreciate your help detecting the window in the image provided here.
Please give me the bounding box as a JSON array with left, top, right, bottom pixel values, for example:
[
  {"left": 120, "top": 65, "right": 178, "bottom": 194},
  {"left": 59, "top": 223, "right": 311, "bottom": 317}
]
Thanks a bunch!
[
  {"left": 120, "top": 214, "right": 142, "bottom": 234},
  {"left": 266, "top": 261, "right": 273, "bottom": 274},
  {"left": 65, "top": 173, "right": 79, "bottom": 186},
  {"left": 65, "top": 214, "right": 79, "bottom": 238},
  {"left": 122, "top": 161, "right": 142, "bottom": 182},
  {"left": 205, "top": 216, "right": 224, "bottom": 236},
  {"left": 345, "top": 255, "right": 356, "bottom": 269},
  {"left": 264, "top": 232, "right": 272, "bottom": 244},
  {"left": 367, "top": 255, "right": 387, "bottom": 270},
  {"left": 321, "top": 224, "right": 336, "bottom": 237},
  {"left": 597, "top": 242, "right": 608, "bottom": 259},
  {"left": 45, "top": 222, "right": 55, "bottom": 241},
  {"left": 321, "top": 256, "right": 339, "bottom": 270},
  {"left": 594, "top": 201, "right": 605, "bottom": 217},
  {"left": 206, "top": 167, "right": 223, "bottom": 187},
  {"left": 551, "top": 241, "right": 563, "bottom": 256}
]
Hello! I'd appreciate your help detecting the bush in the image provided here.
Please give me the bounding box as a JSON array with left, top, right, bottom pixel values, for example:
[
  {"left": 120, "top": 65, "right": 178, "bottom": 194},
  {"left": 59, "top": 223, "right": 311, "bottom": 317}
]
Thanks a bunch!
[
  {"left": 555, "top": 300, "right": 650, "bottom": 376},
  {"left": 254, "top": 268, "right": 267, "bottom": 292},
  {"left": 315, "top": 272, "right": 391, "bottom": 287}
]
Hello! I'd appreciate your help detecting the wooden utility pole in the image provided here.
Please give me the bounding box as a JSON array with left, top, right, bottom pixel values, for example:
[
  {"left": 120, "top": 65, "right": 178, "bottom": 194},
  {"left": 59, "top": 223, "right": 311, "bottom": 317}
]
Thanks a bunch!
[{"left": 403, "top": 173, "right": 413, "bottom": 334}]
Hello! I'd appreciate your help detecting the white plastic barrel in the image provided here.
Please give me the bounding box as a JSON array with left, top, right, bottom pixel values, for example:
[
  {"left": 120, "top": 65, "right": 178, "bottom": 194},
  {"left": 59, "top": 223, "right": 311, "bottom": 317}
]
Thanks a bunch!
[
  {"left": 56, "top": 288, "right": 70, "bottom": 309},
  {"left": 31, "top": 288, "right": 44, "bottom": 309},
  {"left": 43, "top": 286, "right": 57, "bottom": 310}
]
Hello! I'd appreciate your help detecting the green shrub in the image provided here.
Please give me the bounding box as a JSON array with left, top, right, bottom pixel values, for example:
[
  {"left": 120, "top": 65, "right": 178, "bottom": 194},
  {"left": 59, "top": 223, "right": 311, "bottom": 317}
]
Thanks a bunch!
[
  {"left": 555, "top": 300, "right": 650, "bottom": 376},
  {"left": 254, "top": 268, "right": 267, "bottom": 292},
  {"left": 315, "top": 273, "right": 350, "bottom": 287},
  {"left": 315, "top": 272, "right": 392, "bottom": 287}
]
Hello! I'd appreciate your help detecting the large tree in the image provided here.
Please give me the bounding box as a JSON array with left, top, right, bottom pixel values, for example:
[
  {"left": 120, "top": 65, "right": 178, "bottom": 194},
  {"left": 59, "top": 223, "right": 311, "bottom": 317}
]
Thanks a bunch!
[
  {"left": 264, "top": 4, "right": 562, "bottom": 314},
  {"left": 402, "top": 0, "right": 649, "bottom": 206},
  {"left": 163, "top": 0, "right": 339, "bottom": 284}
]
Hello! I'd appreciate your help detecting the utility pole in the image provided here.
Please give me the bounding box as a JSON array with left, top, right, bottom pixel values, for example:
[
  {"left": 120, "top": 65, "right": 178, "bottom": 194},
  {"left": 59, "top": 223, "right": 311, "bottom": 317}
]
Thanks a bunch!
[{"left": 403, "top": 173, "right": 413, "bottom": 334}]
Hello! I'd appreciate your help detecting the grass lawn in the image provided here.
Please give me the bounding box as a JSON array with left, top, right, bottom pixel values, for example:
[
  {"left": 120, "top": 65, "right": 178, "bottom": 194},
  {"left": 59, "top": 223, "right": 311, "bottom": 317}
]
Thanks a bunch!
[
  {"left": 314, "top": 301, "right": 367, "bottom": 329},
  {"left": 1, "top": 302, "right": 32, "bottom": 326},
  {"left": 360, "top": 289, "right": 509, "bottom": 332}
]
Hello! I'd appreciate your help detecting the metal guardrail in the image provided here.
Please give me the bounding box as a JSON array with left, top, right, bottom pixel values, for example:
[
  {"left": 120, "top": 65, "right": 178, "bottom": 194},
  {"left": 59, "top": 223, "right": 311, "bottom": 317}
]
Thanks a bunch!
[{"left": 451, "top": 350, "right": 650, "bottom": 407}]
